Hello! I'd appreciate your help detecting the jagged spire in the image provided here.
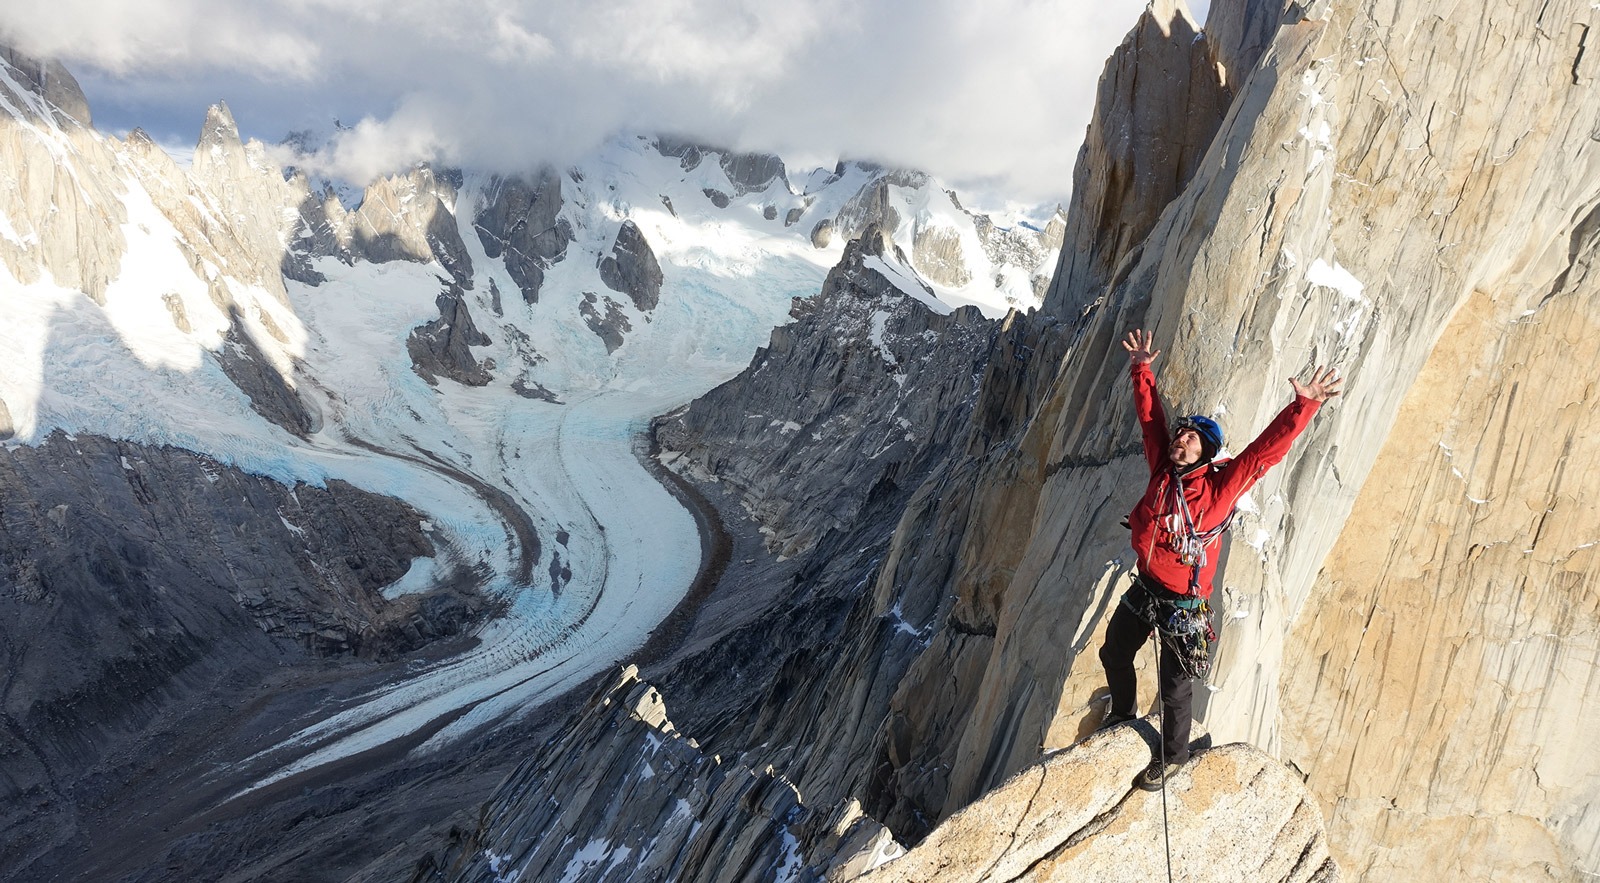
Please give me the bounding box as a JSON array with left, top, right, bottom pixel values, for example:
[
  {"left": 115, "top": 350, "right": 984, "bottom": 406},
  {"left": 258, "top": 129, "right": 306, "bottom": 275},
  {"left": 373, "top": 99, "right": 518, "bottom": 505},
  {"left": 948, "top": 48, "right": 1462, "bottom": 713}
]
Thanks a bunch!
[{"left": 198, "top": 101, "right": 242, "bottom": 151}]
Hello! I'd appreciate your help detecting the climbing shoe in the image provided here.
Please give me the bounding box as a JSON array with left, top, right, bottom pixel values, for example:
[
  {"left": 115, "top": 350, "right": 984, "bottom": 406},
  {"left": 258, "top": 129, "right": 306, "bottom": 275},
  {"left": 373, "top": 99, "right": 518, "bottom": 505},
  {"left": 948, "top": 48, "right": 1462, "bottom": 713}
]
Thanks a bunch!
[
  {"left": 1097, "top": 710, "right": 1137, "bottom": 731},
  {"left": 1134, "top": 759, "right": 1184, "bottom": 791}
]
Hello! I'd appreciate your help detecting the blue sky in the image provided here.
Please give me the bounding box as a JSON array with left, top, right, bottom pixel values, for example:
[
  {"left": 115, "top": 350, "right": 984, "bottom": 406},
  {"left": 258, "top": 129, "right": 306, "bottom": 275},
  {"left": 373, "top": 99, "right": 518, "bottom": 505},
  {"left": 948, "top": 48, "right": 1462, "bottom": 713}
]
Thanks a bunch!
[{"left": 1, "top": 0, "right": 1213, "bottom": 210}]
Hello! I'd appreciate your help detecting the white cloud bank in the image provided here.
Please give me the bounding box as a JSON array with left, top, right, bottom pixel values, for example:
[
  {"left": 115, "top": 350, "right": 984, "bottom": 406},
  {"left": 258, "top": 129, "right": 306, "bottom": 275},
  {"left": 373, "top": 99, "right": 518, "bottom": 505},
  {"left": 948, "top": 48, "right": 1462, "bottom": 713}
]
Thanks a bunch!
[{"left": 1, "top": 0, "right": 1173, "bottom": 207}]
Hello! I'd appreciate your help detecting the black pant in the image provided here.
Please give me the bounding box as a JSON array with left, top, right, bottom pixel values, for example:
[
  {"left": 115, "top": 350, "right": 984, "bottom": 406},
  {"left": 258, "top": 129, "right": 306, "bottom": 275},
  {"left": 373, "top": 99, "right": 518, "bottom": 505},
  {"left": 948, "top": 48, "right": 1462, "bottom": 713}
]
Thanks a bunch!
[{"left": 1099, "top": 593, "right": 1194, "bottom": 763}]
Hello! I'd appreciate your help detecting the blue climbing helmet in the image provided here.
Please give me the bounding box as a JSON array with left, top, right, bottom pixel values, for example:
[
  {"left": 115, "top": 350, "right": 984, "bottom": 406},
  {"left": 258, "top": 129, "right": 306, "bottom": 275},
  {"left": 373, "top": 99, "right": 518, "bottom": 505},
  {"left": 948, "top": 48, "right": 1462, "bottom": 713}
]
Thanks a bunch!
[{"left": 1174, "top": 415, "right": 1223, "bottom": 461}]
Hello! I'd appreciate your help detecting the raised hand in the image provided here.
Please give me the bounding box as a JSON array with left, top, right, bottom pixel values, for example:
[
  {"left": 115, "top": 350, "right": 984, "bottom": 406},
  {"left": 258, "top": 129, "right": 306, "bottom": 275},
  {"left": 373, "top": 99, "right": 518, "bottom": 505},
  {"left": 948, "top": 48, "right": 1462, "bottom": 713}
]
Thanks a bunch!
[
  {"left": 1290, "top": 366, "right": 1344, "bottom": 402},
  {"left": 1122, "top": 329, "right": 1160, "bottom": 365}
]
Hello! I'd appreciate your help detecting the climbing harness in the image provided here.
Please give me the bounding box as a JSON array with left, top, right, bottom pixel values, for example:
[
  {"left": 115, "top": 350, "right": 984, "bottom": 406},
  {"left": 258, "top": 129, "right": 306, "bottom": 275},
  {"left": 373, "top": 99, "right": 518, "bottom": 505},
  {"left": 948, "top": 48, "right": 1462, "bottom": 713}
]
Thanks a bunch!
[{"left": 1120, "top": 581, "right": 1216, "bottom": 679}]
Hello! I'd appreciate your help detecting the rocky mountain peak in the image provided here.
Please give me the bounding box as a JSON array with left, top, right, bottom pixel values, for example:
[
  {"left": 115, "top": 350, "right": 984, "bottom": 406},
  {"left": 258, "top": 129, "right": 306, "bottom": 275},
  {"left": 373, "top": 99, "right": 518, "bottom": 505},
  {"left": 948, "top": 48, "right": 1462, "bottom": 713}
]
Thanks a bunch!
[
  {"left": 1042, "top": 0, "right": 1227, "bottom": 317},
  {"left": 198, "top": 100, "right": 243, "bottom": 152}
]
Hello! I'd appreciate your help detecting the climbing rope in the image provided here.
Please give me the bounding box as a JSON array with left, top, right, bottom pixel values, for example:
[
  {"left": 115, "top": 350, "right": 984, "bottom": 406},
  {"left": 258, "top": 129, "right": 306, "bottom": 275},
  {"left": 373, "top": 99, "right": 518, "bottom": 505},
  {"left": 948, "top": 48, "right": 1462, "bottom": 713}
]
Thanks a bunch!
[{"left": 1152, "top": 629, "right": 1175, "bottom": 883}]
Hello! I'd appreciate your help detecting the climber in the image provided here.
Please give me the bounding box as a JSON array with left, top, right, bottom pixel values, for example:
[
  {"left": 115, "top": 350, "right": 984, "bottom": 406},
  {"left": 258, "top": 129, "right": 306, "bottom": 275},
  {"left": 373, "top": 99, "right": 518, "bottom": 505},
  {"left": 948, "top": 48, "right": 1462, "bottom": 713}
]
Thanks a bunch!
[{"left": 1099, "top": 328, "right": 1341, "bottom": 792}]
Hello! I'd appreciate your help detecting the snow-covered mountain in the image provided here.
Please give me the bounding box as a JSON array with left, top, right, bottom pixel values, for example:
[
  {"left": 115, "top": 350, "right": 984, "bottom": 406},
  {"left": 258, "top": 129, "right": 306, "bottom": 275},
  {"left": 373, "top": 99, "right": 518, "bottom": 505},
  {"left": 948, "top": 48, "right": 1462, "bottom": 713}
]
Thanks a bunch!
[
  {"left": 38, "top": 0, "right": 1600, "bottom": 872},
  {"left": 0, "top": 43, "right": 1065, "bottom": 878}
]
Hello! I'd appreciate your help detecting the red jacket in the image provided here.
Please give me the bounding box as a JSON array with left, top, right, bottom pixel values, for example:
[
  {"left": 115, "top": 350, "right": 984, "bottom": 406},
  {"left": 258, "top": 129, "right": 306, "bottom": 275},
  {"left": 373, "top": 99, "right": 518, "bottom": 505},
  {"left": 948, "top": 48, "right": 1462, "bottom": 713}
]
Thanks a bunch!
[{"left": 1128, "top": 361, "right": 1320, "bottom": 598}]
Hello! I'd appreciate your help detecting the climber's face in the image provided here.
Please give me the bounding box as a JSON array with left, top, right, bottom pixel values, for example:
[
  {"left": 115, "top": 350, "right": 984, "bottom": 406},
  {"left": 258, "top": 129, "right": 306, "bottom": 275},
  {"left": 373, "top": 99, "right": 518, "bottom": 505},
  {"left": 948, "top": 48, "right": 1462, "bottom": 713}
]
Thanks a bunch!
[{"left": 1169, "top": 427, "right": 1204, "bottom": 467}]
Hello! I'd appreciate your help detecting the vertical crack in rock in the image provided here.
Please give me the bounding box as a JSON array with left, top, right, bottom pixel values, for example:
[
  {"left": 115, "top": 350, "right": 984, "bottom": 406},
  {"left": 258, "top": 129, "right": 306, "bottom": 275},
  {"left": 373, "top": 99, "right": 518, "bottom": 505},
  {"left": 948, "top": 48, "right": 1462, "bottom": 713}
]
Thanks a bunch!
[
  {"left": 973, "top": 767, "right": 1047, "bottom": 882},
  {"left": 1573, "top": 23, "right": 1591, "bottom": 85}
]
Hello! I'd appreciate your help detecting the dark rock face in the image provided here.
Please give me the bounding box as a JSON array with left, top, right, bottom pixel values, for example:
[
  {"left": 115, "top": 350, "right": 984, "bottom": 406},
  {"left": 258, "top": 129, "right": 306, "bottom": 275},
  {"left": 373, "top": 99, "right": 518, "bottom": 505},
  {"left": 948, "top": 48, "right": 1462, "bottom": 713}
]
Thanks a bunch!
[
  {"left": 0, "top": 432, "right": 455, "bottom": 663},
  {"left": 0, "top": 433, "right": 489, "bottom": 877},
  {"left": 511, "top": 377, "right": 561, "bottom": 402},
  {"left": 655, "top": 136, "right": 706, "bottom": 171},
  {"left": 430, "top": 212, "right": 470, "bottom": 287},
  {"left": 656, "top": 138, "right": 788, "bottom": 197},
  {"left": 718, "top": 151, "right": 787, "bottom": 196},
  {"left": 215, "top": 305, "right": 320, "bottom": 437},
  {"left": 282, "top": 184, "right": 342, "bottom": 286},
  {"left": 659, "top": 225, "right": 990, "bottom": 563},
  {"left": 598, "top": 220, "right": 664, "bottom": 311},
  {"left": 647, "top": 229, "right": 1000, "bottom": 849},
  {"left": 579, "top": 292, "right": 631, "bottom": 353},
  {"left": 474, "top": 171, "right": 572, "bottom": 303},
  {"left": 702, "top": 187, "right": 731, "bottom": 208},
  {"left": 409, "top": 284, "right": 493, "bottom": 387}
]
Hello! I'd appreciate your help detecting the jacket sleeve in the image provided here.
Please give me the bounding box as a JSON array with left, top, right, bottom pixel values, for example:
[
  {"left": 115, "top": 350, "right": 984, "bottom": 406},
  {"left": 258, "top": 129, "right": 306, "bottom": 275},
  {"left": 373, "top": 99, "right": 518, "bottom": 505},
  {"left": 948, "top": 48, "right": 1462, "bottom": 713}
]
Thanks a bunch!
[
  {"left": 1214, "top": 394, "right": 1322, "bottom": 503},
  {"left": 1131, "top": 361, "right": 1169, "bottom": 475}
]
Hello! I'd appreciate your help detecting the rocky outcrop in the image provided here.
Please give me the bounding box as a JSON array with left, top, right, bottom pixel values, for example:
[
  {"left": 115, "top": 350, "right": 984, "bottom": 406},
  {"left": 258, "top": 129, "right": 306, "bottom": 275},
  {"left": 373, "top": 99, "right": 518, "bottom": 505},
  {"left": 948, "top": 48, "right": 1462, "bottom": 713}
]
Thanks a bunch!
[
  {"left": 344, "top": 167, "right": 474, "bottom": 286},
  {"left": 189, "top": 102, "right": 302, "bottom": 307},
  {"left": 598, "top": 220, "right": 663, "bottom": 311},
  {"left": 280, "top": 165, "right": 472, "bottom": 287},
  {"left": 409, "top": 284, "right": 494, "bottom": 386},
  {"left": 855, "top": 728, "right": 1336, "bottom": 883},
  {"left": 579, "top": 292, "right": 631, "bottom": 353},
  {"left": 282, "top": 177, "right": 344, "bottom": 284},
  {"left": 654, "top": 138, "right": 788, "bottom": 196},
  {"left": 409, "top": 679, "right": 1336, "bottom": 883},
  {"left": 811, "top": 219, "right": 837, "bottom": 249},
  {"left": 975, "top": 210, "right": 1066, "bottom": 280},
  {"left": 910, "top": 224, "right": 971, "bottom": 288},
  {"left": 473, "top": 170, "right": 572, "bottom": 303},
  {"left": 655, "top": 136, "right": 708, "bottom": 171},
  {"left": 833, "top": 179, "right": 901, "bottom": 245},
  {"left": 719, "top": 151, "right": 787, "bottom": 197}
]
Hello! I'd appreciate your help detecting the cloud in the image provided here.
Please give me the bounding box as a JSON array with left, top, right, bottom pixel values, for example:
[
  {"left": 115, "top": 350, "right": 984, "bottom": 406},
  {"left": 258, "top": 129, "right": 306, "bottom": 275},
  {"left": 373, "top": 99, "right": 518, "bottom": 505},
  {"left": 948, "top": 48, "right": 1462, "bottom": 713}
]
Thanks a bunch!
[{"left": 0, "top": 0, "right": 1169, "bottom": 207}]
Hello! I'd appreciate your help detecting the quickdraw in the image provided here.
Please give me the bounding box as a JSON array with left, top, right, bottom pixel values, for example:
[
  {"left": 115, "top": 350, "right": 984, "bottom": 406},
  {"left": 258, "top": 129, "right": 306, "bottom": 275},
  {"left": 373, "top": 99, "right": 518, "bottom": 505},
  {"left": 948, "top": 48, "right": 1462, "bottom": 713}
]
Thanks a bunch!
[{"left": 1167, "top": 467, "right": 1235, "bottom": 594}]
